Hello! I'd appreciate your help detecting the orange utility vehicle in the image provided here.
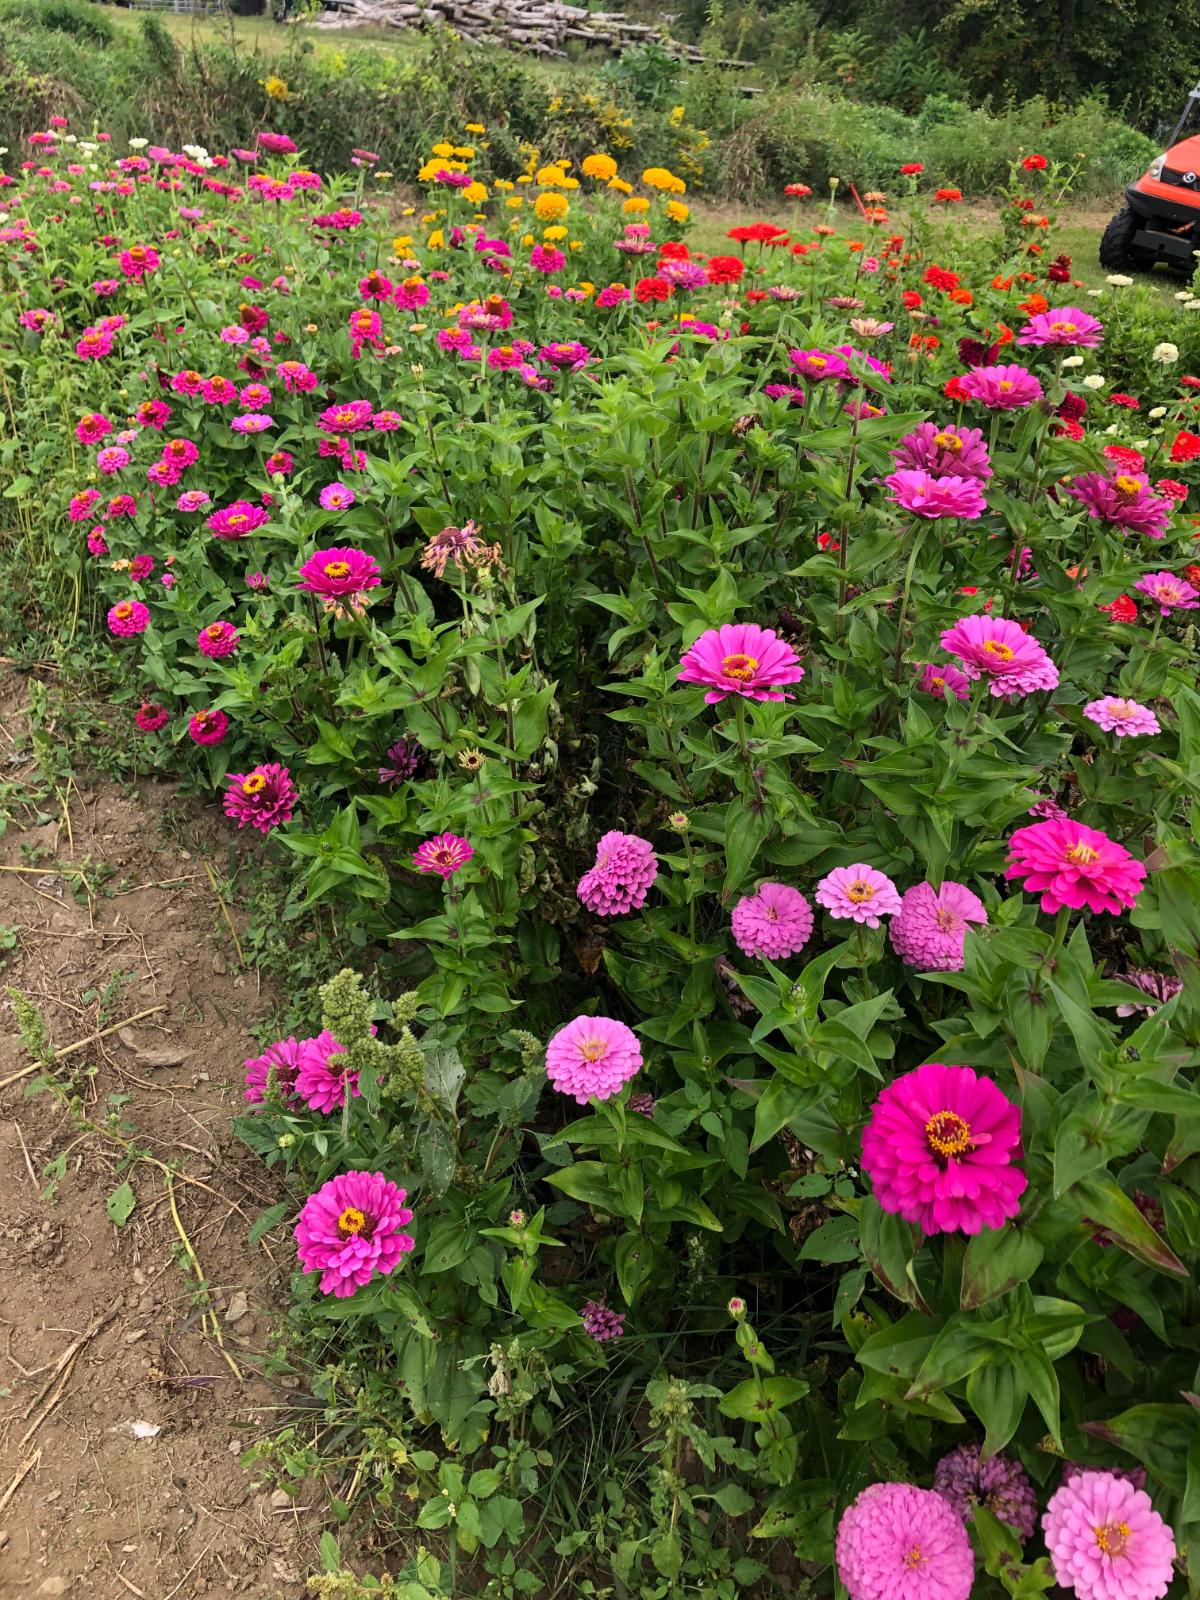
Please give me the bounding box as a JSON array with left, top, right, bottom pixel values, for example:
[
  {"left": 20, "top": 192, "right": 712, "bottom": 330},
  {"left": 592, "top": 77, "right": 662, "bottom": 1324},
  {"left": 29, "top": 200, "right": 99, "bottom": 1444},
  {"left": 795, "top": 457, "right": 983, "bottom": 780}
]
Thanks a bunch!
[{"left": 1101, "top": 91, "right": 1200, "bottom": 274}]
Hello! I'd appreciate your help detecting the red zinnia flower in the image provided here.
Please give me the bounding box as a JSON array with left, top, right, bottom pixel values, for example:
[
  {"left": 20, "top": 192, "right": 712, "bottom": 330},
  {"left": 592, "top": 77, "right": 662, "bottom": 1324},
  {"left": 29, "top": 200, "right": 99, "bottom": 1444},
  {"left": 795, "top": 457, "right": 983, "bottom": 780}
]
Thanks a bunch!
[
  {"left": 634, "top": 276, "right": 672, "bottom": 302},
  {"left": 1100, "top": 594, "right": 1137, "bottom": 623},
  {"left": 1170, "top": 430, "right": 1200, "bottom": 462},
  {"left": 705, "top": 255, "right": 745, "bottom": 284},
  {"left": 924, "top": 264, "right": 959, "bottom": 292},
  {"left": 1021, "top": 153, "right": 1048, "bottom": 170},
  {"left": 901, "top": 290, "right": 923, "bottom": 309},
  {"left": 1109, "top": 392, "right": 1140, "bottom": 409},
  {"left": 899, "top": 162, "right": 925, "bottom": 175}
]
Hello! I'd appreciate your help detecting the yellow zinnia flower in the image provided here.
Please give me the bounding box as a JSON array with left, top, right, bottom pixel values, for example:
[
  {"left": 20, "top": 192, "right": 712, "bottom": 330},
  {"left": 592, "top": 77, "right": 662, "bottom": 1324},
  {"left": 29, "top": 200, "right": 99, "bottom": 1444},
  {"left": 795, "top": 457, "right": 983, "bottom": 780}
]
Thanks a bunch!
[
  {"left": 623, "top": 196, "right": 650, "bottom": 215},
  {"left": 464, "top": 181, "right": 488, "bottom": 204},
  {"left": 666, "top": 200, "right": 689, "bottom": 222},
  {"left": 543, "top": 224, "right": 567, "bottom": 241},
  {"left": 581, "top": 153, "right": 617, "bottom": 181},
  {"left": 534, "top": 191, "right": 568, "bottom": 221},
  {"left": 465, "top": 122, "right": 486, "bottom": 134},
  {"left": 607, "top": 176, "right": 633, "bottom": 195}
]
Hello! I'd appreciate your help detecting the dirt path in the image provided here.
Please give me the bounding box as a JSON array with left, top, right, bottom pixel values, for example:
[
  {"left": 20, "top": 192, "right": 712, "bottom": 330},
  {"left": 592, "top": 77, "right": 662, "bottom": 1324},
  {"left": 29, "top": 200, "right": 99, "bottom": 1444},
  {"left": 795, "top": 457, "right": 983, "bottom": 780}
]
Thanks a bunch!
[{"left": 0, "top": 667, "right": 321, "bottom": 1598}]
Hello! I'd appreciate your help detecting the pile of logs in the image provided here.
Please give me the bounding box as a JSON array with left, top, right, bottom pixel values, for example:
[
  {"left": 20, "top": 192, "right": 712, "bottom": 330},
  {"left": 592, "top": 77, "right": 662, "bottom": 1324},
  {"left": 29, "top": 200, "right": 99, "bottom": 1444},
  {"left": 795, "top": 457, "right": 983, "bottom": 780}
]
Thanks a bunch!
[{"left": 308, "top": 0, "right": 732, "bottom": 65}]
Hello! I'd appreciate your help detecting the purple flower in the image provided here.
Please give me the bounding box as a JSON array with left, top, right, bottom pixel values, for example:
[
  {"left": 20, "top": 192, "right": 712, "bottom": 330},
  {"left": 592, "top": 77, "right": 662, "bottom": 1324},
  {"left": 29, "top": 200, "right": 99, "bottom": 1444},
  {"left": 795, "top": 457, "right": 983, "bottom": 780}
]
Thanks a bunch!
[
  {"left": 886, "top": 469, "right": 987, "bottom": 519},
  {"left": 891, "top": 422, "right": 992, "bottom": 482},
  {"left": 581, "top": 1300, "right": 625, "bottom": 1342},
  {"left": 1066, "top": 473, "right": 1173, "bottom": 540},
  {"left": 934, "top": 1444, "right": 1038, "bottom": 1543}
]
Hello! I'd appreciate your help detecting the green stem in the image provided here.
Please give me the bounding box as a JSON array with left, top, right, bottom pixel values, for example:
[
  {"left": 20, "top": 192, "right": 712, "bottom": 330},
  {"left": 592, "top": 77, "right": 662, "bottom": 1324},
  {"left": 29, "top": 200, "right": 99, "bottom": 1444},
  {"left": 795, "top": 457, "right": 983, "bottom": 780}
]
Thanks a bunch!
[{"left": 890, "top": 520, "right": 932, "bottom": 684}]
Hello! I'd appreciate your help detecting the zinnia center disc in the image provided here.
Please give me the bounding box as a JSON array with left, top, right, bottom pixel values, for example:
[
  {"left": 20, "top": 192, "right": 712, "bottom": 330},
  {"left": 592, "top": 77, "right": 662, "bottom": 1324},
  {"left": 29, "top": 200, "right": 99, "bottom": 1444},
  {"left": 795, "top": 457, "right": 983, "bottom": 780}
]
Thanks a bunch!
[
  {"left": 720, "top": 653, "right": 759, "bottom": 680},
  {"left": 925, "top": 1110, "right": 973, "bottom": 1157},
  {"left": 338, "top": 1206, "right": 367, "bottom": 1236}
]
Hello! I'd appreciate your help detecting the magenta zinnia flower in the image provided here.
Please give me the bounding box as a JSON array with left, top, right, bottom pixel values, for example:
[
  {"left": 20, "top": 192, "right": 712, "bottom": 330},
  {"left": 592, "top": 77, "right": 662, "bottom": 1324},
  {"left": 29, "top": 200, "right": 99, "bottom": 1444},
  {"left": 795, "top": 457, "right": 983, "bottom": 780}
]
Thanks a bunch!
[
  {"left": 188, "top": 708, "right": 229, "bottom": 745},
  {"left": 861, "top": 1062, "right": 1027, "bottom": 1234},
  {"left": 939, "top": 615, "right": 1058, "bottom": 699},
  {"left": 223, "top": 763, "right": 297, "bottom": 833},
  {"left": 815, "top": 864, "right": 902, "bottom": 928},
  {"left": 295, "top": 1029, "right": 361, "bottom": 1114},
  {"left": 934, "top": 1445, "right": 1037, "bottom": 1543},
  {"left": 296, "top": 546, "right": 381, "bottom": 598},
  {"left": 1066, "top": 474, "right": 1173, "bottom": 540},
  {"left": 677, "top": 622, "right": 804, "bottom": 703},
  {"left": 891, "top": 423, "right": 992, "bottom": 482},
  {"left": 1085, "top": 697, "right": 1160, "bottom": 737},
  {"left": 956, "top": 363, "right": 1044, "bottom": 410},
  {"left": 577, "top": 831, "right": 657, "bottom": 916},
  {"left": 545, "top": 1014, "right": 642, "bottom": 1105},
  {"left": 319, "top": 482, "right": 356, "bottom": 511},
  {"left": 731, "top": 882, "right": 814, "bottom": 959},
  {"left": 889, "top": 881, "right": 987, "bottom": 971},
  {"left": 1017, "top": 306, "right": 1104, "bottom": 348},
  {"left": 134, "top": 700, "right": 169, "bottom": 732},
  {"left": 207, "top": 500, "right": 269, "bottom": 539},
  {"left": 886, "top": 469, "right": 987, "bottom": 519},
  {"left": 197, "top": 621, "right": 239, "bottom": 658},
  {"left": 294, "top": 1170, "right": 415, "bottom": 1299},
  {"left": 1134, "top": 570, "right": 1200, "bottom": 615},
  {"left": 413, "top": 832, "right": 473, "bottom": 878},
  {"left": 243, "top": 1035, "right": 305, "bottom": 1106},
  {"left": 1005, "top": 818, "right": 1146, "bottom": 915},
  {"left": 318, "top": 399, "right": 375, "bottom": 434},
  {"left": 1043, "top": 1470, "right": 1175, "bottom": 1600},
  {"left": 836, "top": 1482, "right": 974, "bottom": 1600},
  {"left": 787, "top": 348, "right": 851, "bottom": 383},
  {"left": 917, "top": 662, "right": 971, "bottom": 701},
  {"left": 107, "top": 599, "right": 149, "bottom": 637}
]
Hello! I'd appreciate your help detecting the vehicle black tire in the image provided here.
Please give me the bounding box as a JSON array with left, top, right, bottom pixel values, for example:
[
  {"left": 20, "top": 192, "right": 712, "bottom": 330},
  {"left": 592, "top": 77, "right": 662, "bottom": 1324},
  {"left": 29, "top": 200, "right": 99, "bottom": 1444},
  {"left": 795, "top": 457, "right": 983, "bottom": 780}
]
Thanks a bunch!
[{"left": 1098, "top": 206, "right": 1154, "bottom": 272}]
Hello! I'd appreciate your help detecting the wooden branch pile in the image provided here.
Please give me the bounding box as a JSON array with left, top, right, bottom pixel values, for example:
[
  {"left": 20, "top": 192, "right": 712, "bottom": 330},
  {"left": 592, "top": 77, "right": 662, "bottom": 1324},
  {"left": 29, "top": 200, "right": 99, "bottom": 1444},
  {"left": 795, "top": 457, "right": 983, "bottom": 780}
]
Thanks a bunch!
[{"left": 308, "top": 0, "right": 743, "bottom": 70}]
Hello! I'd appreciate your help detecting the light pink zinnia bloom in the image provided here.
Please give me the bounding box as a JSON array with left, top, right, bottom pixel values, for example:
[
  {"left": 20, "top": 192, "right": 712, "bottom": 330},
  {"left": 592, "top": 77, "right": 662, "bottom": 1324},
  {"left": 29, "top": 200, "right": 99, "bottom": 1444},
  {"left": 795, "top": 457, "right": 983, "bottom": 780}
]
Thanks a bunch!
[
  {"left": 1043, "top": 1470, "right": 1175, "bottom": 1600},
  {"left": 295, "top": 1029, "right": 361, "bottom": 1114},
  {"left": 1017, "top": 306, "right": 1104, "bottom": 348},
  {"left": 296, "top": 546, "right": 380, "bottom": 598},
  {"left": 294, "top": 1171, "right": 414, "bottom": 1299},
  {"left": 413, "top": 832, "right": 473, "bottom": 878},
  {"left": 917, "top": 662, "right": 971, "bottom": 701},
  {"left": 197, "top": 620, "right": 239, "bottom": 658},
  {"left": 207, "top": 500, "right": 269, "bottom": 539},
  {"left": 815, "top": 864, "right": 902, "bottom": 928},
  {"left": 886, "top": 469, "right": 987, "bottom": 519},
  {"left": 1134, "top": 570, "right": 1200, "bottom": 615},
  {"left": 731, "top": 882, "right": 814, "bottom": 960},
  {"left": 223, "top": 763, "right": 297, "bottom": 833},
  {"left": 836, "top": 1482, "right": 974, "bottom": 1600},
  {"left": 188, "top": 708, "right": 229, "bottom": 745},
  {"left": 787, "top": 348, "right": 851, "bottom": 383},
  {"left": 577, "top": 831, "right": 657, "bottom": 916},
  {"left": 545, "top": 1014, "right": 642, "bottom": 1105},
  {"left": 318, "top": 399, "right": 375, "bottom": 434},
  {"left": 1084, "top": 697, "right": 1160, "bottom": 737},
  {"left": 243, "top": 1035, "right": 304, "bottom": 1106},
  {"left": 891, "top": 422, "right": 992, "bottom": 482},
  {"left": 677, "top": 622, "right": 804, "bottom": 703},
  {"left": 107, "top": 599, "right": 149, "bottom": 637},
  {"left": 889, "top": 882, "right": 987, "bottom": 971},
  {"left": 1005, "top": 818, "right": 1146, "bottom": 915},
  {"left": 939, "top": 615, "right": 1058, "bottom": 699},
  {"left": 861, "top": 1062, "right": 1027, "bottom": 1234},
  {"left": 957, "top": 363, "right": 1044, "bottom": 410},
  {"left": 319, "top": 482, "right": 356, "bottom": 511}
]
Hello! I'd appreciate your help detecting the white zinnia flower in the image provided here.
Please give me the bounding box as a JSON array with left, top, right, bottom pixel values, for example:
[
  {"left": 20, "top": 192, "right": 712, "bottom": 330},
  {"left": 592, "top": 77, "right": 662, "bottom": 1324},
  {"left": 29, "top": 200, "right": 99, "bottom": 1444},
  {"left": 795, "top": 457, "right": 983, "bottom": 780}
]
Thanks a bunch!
[
  {"left": 1106, "top": 274, "right": 1134, "bottom": 287},
  {"left": 1062, "top": 354, "right": 1085, "bottom": 368},
  {"left": 127, "top": 137, "right": 148, "bottom": 150},
  {"left": 1153, "top": 341, "right": 1179, "bottom": 363},
  {"left": 1150, "top": 406, "right": 1167, "bottom": 419},
  {"left": 1081, "top": 373, "right": 1105, "bottom": 389}
]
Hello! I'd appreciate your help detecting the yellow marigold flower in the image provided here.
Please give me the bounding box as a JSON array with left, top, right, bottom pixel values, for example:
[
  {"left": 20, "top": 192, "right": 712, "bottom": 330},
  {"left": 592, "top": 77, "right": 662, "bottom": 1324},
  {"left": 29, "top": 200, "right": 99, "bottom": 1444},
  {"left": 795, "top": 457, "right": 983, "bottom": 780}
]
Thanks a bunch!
[
  {"left": 494, "top": 178, "right": 514, "bottom": 191},
  {"left": 607, "top": 176, "right": 633, "bottom": 195},
  {"left": 668, "top": 104, "right": 685, "bottom": 126},
  {"left": 427, "top": 229, "right": 444, "bottom": 249},
  {"left": 417, "top": 160, "right": 444, "bottom": 182},
  {"left": 668, "top": 175, "right": 687, "bottom": 195},
  {"left": 534, "top": 191, "right": 568, "bottom": 221},
  {"left": 521, "top": 232, "right": 534, "bottom": 247},
  {"left": 623, "top": 196, "right": 650, "bottom": 215},
  {"left": 464, "top": 181, "right": 488, "bottom": 204},
  {"left": 543, "top": 224, "right": 567, "bottom": 241},
  {"left": 569, "top": 240, "right": 583, "bottom": 250},
  {"left": 392, "top": 235, "right": 413, "bottom": 252},
  {"left": 402, "top": 206, "right": 416, "bottom": 217},
  {"left": 516, "top": 174, "right": 533, "bottom": 185},
  {"left": 666, "top": 200, "right": 689, "bottom": 222},
  {"left": 506, "top": 196, "right": 523, "bottom": 209},
  {"left": 453, "top": 146, "right": 475, "bottom": 160},
  {"left": 431, "top": 142, "right": 454, "bottom": 158},
  {"left": 582, "top": 152, "right": 618, "bottom": 181},
  {"left": 465, "top": 122, "right": 486, "bottom": 134},
  {"left": 260, "top": 75, "right": 290, "bottom": 101},
  {"left": 579, "top": 280, "right": 596, "bottom": 294},
  {"left": 642, "top": 166, "right": 674, "bottom": 190}
]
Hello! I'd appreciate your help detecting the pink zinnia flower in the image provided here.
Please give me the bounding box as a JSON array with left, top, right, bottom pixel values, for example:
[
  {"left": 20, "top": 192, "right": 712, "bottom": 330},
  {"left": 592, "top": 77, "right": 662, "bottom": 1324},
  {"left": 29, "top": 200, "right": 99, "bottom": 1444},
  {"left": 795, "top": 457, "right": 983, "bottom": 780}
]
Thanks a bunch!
[
  {"left": 296, "top": 546, "right": 381, "bottom": 598},
  {"left": 886, "top": 469, "right": 987, "bottom": 519},
  {"left": 836, "top": 1482, "right": 974, "bottom": 1600},
  {"left": 96, "top": 445, "right": 129, "bottom": 476},
  {"left": 1085, "top": 697, "right": 1160, "bottom": 737},
  {"left": 76, "top": 412, "right": 112, "bottom": 444},
  {"left": 295, "top": 1030, "right": 361, "bottom": 1114},
  {"left": 319, "top": 399, "right": 375, "bottom": 434},
  {"left": 223, "top": 763, "right": 297, "bottom": 833},
  {"left": 319, "top": 482, "right": 356, "bottom": 511},
  {"left": 161, "top": 437, "right": 199, "bottom": 469},
  {"left": 1043, "top": 1470, "right": 1175, "bottom": 1600},
  {"left": 1017, "top": 306, "right": 1104, "bottom": 348},
  {"left": 545, "top": 1015, "right": 642, "bottom": 1105},
  {"left": 530, "top": 244, "right": 566, "bottom": 274},
  {"left": 577, "top": 831, "right": 657, "bottom": 916},
  {"left": 939, "top": 615, "right": 1058, "bottom": 699},
  {"left": 134, "top": 700, "right": 169, "bottom": 732},
  {"left": 917, "top": 662, "right": 971, "bottom": 701},
  {"left": 731, "top": 882, "right": 814, "bottom": 959},
  {"left": 863, "top": 1062, "right": 1026, "bottom": 1234},
  {"left": 1134, "top": 570, "right": 1200, "bottom": 615},
  {"left": 889, "top": 881, "right": 987, "bottom": 971},
  {"left": 207, "top": 500, "right": 269, "bottom": 539},
  {"left": 87, "top": 527, "right": 109, "bottom": 557},
  {"left": 678, "top": 622, "right": 804, "bottom": 703},
  {"left": 188, "top": 708, "right": 229, "bottom": 745},
  {"left": 107, "top": 599, "right": 149, "bottom": 637},
  {"left": 201, "top": 376, "right": 238, "bottom": 406},
  {"left": 231, "top": 411, "right": 273, "bottom": 434},
  {"left": 1066, "top": 474, "right": 1173, "bottom": 540},
  {"left": 393, "top": 277, "right": 430, "bottom": 310},
  {"left": 891, "top": 422, "right": 992, "bottom": 482},
  {"left": 815, "top": 864, "right": 902, "bottom": 927},
  {"left": 128, "top": 554, "right": 155, "bottom": 582},
  {"left": 957, "top": 364, "right": 1044, "bottom": 410},
  {"left": 176, "top": 489, "right": 211, "bottom": 512},
  {"left": 788, "top": 348, "right": 851, "bottom": 383},
  {"left": 1005, "top": 818, "right": 1146, "bottom": 915},
  {"left": 197, "top": 621, "right": 239, "bottom": 658},
  {"left": 243, "top": 1035, "right": 304, "bottom": 1106},
  {"left": 294, "top": 1171, "right": 414, "bottom": 1299},
  {"left": 69, "top": 488, "right": 102, "bottom": 522},
  {"left": 412, "top": 832, "right": 474, "bottom": 878}
]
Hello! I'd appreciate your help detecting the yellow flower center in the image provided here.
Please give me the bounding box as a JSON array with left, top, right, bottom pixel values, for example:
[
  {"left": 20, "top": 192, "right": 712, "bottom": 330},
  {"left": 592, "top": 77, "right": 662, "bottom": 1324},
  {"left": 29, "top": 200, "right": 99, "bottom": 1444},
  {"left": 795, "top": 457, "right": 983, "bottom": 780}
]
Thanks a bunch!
[
  {"left": 114, "top": 603, "right": 132, "bottom": 618},
  {"left": 578, "top": 1037, "right": 606, "bottom": 1062},
  {"left": 1108, "top": 700, "right": 1134, "bottom": 719},
  {"left": 1049, "top": 320, "right": 1077, "bottom": 333},
  {"left": 931, "top": 676, "right": 945, "bottom": 689},
  {"left": 998, "top": 379, "right": 1014, "bottom": 390},
  {"left": 404, "top": 276, "right": 424, "bottom": 289},
  {"left": 333, "top": 408, "right": 356, "bottom": 424},
  {"left": 935, "top": 907, "right": 958, "bottom": 929},
  {"left": 1114, "top": 475, "right": 1143, "bottom": 495},
  {"left": 809, "top": 356, "right": 827, "bottom": 369},
  {"left": 1093, "top": 1522, "right": 1131, "bottom": 1559},
  {"left": 324, "top": 560, "right": 351, "bottom": 578},
  {"left": 933, "top": 431, "right": 963, "bottom": 451},
  {"left": 498, "top": 345, "right": 514, "bottom": 358},
  {"left": 229, "top": 514, "right": 248, "bottom": 528},
  {"left": 846, "top": 880, "right": 875, "bottom": 903},
  {"left": 721, "top": 653, "right": 760, "bottom": 681},
  {"left": 241, "top": 773, "right": 267, "bottom": 795},
  {"left": 1065, "top": 842, "right": 1101, "bottom": 866},
  {"left": 338, "top": 1206, "right": 367, "bottom": 1236},
  {"left": 904, "top": 1548, "right": 924, "bottom": 1569},
  {"left": 925, "top": 1110, "right": 973, "bottom": 1157},
  {"left": 982, "top": 640, "right": 1015, "bottom": 661},
  {"left": 206, "top": 624, "right": 225, "bottom": 638}
]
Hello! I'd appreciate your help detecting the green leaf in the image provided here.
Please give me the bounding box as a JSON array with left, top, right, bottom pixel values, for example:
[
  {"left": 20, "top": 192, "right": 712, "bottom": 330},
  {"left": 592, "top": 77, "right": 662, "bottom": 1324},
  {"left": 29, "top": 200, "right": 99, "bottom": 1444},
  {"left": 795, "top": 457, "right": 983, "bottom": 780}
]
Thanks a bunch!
[
  {"left": 1080, "top": 1403, "right": 1197, "bottom": 1493},
  {"left": 722, "top": 797, "right": 769, "bottom": 900},
  {"left": 247, "top": 1200, "right": 289, "bottom": 1247},
  {"left": 712, "top": 1483, "right": 756, "bottom": 1516},
  {"left": 858, "top": 1196, "right": 929, "bottom": 1312},
  {"left": 750, "top": 1077, "right": 825, "bottom": 1152},
  {"left": 1064, "top": 1175, "right": 1187, "bottom": 1277},
  {"left": 966, "top": 1364, "right": 1028, "bottom": 1456},
  {"left": 1012, "top": 1344, "right": 1062, "bottom": 1449},
  {"left": 106, "top": 1179, "right": 136, "bottom": 1227},
  {"left": 907, "top": 1316, "right": 999, "bottom": 1399},
  {"left": 961, "top": 1226, "right": 1044, "bottom": 1310},
  {"left": 719, "top": 1374, "right": 810, "bottom": 1420}
]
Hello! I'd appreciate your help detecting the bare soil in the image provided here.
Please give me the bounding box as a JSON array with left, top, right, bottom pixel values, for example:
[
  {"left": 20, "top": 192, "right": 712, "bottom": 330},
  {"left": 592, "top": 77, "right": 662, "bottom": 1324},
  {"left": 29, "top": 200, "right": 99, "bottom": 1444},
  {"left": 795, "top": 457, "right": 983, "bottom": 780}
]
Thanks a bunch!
[{"left": 0, "top": 666, "right": 322, "bottom": 1599}]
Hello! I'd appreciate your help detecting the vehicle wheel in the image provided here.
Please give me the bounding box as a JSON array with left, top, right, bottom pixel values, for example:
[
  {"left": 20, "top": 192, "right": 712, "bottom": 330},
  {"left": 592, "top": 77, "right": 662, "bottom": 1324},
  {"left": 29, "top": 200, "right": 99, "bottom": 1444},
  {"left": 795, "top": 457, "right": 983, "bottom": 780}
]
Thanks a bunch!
[{"left": 1099, "top": 206, "right": 1155, "bottom": 272}]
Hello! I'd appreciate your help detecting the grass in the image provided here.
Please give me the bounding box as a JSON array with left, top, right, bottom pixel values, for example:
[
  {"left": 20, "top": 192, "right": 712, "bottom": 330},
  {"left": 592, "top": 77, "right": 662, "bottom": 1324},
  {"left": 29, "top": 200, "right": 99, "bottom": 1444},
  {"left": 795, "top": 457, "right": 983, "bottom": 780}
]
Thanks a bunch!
[{"left": 101, "top": 3, "right": 428, "bottom": 59}]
